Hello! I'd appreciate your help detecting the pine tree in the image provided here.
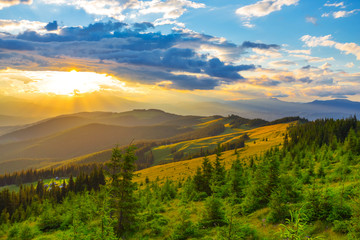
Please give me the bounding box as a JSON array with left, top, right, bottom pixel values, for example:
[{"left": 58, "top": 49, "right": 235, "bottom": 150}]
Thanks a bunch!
[
  {"left": 201, "top": 156, "right": 213, "bottom": 195},
  {"left": 212, "top": 145, "right": 225, "bottom": 192},
  {"left": 106, "top": 145, "right": 139, "bottom": 237},
  {"left": 230, "top": 156, "right": 245, "bottom": 199},
  {"left": 201, "top": 196, "right": 227, "bottom": 227},
  {"left": 68, "top": 175, "right": 75, "bottom": 192}
]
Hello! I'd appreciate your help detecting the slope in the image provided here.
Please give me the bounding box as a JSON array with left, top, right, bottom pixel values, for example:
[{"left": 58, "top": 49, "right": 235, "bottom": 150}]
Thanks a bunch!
[
  {"left": 134, "top": 122, "right": 292, "bottom": 183},
  {"left": 0, "top": 115, "right": 92, "bottom": 144}
]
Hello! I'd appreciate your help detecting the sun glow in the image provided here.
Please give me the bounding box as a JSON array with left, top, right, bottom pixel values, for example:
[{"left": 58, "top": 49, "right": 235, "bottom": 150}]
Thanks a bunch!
[
  {"left": 36, "top": 70, "right": 106, "bottom": 96},
  {"left": 0, "top": 68, "right": 141, "bottom": 97}
]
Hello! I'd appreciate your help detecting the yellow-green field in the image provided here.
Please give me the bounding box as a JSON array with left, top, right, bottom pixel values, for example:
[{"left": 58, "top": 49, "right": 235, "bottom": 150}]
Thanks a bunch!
[
  {"left": 135, "top": 122, "right": 292, "bottom": 183},
  {"left": 0, "top": 177, "right": 70, "bottom": 192}
]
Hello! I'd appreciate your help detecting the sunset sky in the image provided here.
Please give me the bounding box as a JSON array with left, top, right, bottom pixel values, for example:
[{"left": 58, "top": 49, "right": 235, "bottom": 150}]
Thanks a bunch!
[{"left": 0, "top": 0, "right": 360, "bottom": 105}]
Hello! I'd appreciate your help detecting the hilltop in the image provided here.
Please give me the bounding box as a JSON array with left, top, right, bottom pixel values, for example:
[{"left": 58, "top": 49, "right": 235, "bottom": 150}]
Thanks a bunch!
[{"left": 0, "top": 109, "right": 300, "bottom": 174}]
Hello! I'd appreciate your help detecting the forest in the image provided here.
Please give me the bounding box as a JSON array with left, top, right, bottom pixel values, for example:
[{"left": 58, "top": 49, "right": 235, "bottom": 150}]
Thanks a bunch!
[{"left": 0, "top": 116, "right": 360, "bottom": 239}]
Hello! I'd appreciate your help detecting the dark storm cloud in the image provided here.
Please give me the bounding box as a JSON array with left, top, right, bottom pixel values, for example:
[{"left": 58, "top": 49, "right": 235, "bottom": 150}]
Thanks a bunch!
[
  {"left": 241, "top": 41, "right": 280, "bottom": 49},
  {"left": 1, "top": 21, "right": 263, "bottom": 89},
  {"left": 44, "top": 21, "right": 58, "bottom": 31}
]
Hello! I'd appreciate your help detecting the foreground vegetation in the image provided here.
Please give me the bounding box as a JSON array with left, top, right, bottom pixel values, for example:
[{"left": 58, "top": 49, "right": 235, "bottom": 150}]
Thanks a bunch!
[{"left": 0, "top": 117, "right": 360, "bottom": 239}]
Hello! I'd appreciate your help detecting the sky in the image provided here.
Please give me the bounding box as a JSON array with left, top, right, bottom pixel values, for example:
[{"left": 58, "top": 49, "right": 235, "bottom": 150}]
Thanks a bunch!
[{"left": 0, "top": 0, "right": 360, "bottom": 106}]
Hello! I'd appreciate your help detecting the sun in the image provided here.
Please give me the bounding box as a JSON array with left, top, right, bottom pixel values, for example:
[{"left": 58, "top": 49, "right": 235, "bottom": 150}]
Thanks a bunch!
[{"left": 35, "top": 70, "right": 103, "bottom": 96}]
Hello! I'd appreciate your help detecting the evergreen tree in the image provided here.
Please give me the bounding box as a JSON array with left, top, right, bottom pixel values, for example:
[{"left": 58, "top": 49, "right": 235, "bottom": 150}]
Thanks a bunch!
[
  {"left": 230, "top": 156, "right": 245, "bottom": 199},
  {"left": 199, "top": 156, "right": 213, "bottom": 196},
  {"left": 201, "top": 196, "right": 227, "bottom": 227},
  {"left": 212, "top": 145, "right": 225, "bottom": 193},
  {"left": 68, "top": 175, "right": 75, "bottom": 192},
  {"left": 106, "top": 145, "right": 139, "bottom": 237}
]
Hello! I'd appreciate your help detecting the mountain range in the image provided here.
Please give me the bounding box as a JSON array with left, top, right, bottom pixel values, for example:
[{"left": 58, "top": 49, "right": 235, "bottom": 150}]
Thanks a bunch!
[{"left": 1, "top": 95, "right": 360, "bottom": 126}]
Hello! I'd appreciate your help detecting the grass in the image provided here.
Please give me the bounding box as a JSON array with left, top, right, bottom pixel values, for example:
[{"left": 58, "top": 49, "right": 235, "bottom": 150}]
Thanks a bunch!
[
  {"left": 135, "top": 122, "right": 292, "bottom": 184},
  {"left": 0, "top": 177, "right": 70, "bottom": 192},
  {"left": 151, "top": 127, "right": 245, "bottom": 165}
]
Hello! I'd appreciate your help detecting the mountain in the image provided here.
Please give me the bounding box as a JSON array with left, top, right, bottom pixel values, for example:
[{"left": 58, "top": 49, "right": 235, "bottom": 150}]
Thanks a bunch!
[
  {"left": 225, "top": 98, "right": 360, "bottom": 120},
  {"left": 0, "top": 115, "right": 92, "bottom": 144},
  {"left": 0, "top": 109, "right": 208, "bottom": 173},
  {"left": 0, "top": 109, "right": 202, "bottom": 144}
]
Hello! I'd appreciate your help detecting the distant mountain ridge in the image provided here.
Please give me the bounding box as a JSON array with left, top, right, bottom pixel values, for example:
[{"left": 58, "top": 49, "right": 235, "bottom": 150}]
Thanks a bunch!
[{"left": 0, "top": 96, "right": 359, "bottom": 125}]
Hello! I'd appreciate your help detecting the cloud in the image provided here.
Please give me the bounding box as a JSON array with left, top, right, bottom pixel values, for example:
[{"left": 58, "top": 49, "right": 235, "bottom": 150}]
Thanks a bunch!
[
  {"left": 301, "top": 65, "right": 311, "bottom": 70},
  {"left": 277, "top": 75, "right": 312, "bottom": 84},
  {"left": 252, "top": 48, "right": 282, "bottom": 58},
  {"left": 316, "top": 78, "right": 334, "bottom": 85},
  {"left": 0, "top": 0, "right": 32, "bottom": 10},
  {"left": 0, "top": 38, "right": 35, "bottom": 50},
  {"left": 241, "top": 41, "right": 280, "bottom": 50},
  {"left": 305, "top": 85, "right": 359, "bottom": 98},
  {"left": 320, "top": 62, "right": 332, "bottom": 69},
  {"left": 322, "top": 9, "right": 360, "bottom": 18},
  {"left": 287, "top": 49, "right": 311, "bottom": 55},
  {"left": 44, "top": 21, "right": 58, "bottom": 31},
  {"left": 306, "top": 16, "right": 317, "bottom": 25},
  {"left": 324, "top": 2, "right": 345, "bottom": 8},
  {"left": 345, "top": 62, "right": 354, "bottom": 68},
  {"left": 308, "top": 57, "right": 335, "bottom": 63},
  {"left": 301, "top": 34, "right": 360, "bottom": 60},
  {"left": 0, "top": 19, "right": 46, "bottom": 35},
  {"left": 205, "top": 58, "right": 255, "bottom": 80},
  {"left": 0, "top": 21, "right": 263, "bottom": 90},
  {"left": 269, "top": 60, "right": 296, "bottom": 66},
  {"left": 236, "top": 0, "right": 299, "bottom": 27},
  {"left": 137, "top": 0, "right": 205, "bottom": 19},
  {"left": 41, "top": 0, "right": 205, "bottom": 23},
  {"left": 132, "top": 22, "right": 154, "bottom": 31},
  {"left": 246, "top": 76, "right": 281, "bottom": 86},
  {"left": 289, "top": 52, "right": 334, "bottom": 64}
]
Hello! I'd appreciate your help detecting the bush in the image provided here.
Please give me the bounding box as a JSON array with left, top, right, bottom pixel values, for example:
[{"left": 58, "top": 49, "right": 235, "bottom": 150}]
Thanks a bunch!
[
  {"left": 327, "top": 204, "right": 351, "bottom": 223},
  {"left": 7, "top": 224, "right": 19, "bottom": 240},
  {"left": 332, "top": 220, "right": 349, "bottom": 234},
  {"left": 171, "top": 209, "right": 199, "bottom": 240},
  {"left": 201, "top": 197, "right": 227, "bottom": 228},
  {"left": 38, "top": 208, "right": 62, "bottom": 232},
  {"left": 218, "top": 223, "right": 260, "bottom": 240},
  {"left": 19, "top": 225, "right": 35, "bottom": 240}
]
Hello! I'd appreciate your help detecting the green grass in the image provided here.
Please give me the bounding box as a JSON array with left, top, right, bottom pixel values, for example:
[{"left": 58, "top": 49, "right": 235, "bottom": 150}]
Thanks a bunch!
[
  {"left": 136, "top": 122, "right": 291, "bottom": 184},
  {"left": 151, "top": 127, "right": 246, "bottom": 165},
  {"left": 0, "top": 177, "right": 70, "bottom": 192}
]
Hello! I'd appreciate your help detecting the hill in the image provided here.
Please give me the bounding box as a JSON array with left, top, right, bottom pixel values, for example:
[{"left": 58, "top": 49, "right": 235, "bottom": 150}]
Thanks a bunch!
[
  {"left": 135, "top": 122, "right": 291, "bottom": 183},
  {"left": 5, "top": 118, "right": 358, "bottom": 239},
  {"left": 0, "top": 123, "right": 191, "bottom": 174}
]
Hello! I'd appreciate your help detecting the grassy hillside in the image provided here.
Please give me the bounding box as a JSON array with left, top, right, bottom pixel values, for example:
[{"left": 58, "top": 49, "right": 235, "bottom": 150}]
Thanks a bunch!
[
  {"left": 0, "top": 116, "right": 92, "bottom": 144},
  {"left": 0, "top": 124, "right": 190, "bottom": 173},
  {"left": 0, "top": 110, "right": 294, "bottom": 175},
  {"left": 0, "top": 109, "right": 203, "bottom": 145},
  {"left": 0, "top": 109, "right": 210, "bottom": 174},
  {"left": 135, "top": 122, "right": 291, "bottom": 183},
  {"left": 2, "top": 118, "right": 359, "bottom": 240}
]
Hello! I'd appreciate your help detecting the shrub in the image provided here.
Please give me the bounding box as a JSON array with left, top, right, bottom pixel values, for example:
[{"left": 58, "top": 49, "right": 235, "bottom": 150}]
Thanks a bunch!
[
  {"left": 19, "top": 225, "right": 34, "bottom": 240},
  {"left": 7, "top": 224, "right": 19, "bottom": 240},
  {"left": 332, "top": 220, "right": 349, "bottom": 234},
  {"left": 171, "top": 209, "right": 199, "bottom": 240},
  {"left": 38, "top": 208, "right": 62, "bottom": 232},
  {"left": 201, "top": 196, "right": 227, "bottom": 228}
]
